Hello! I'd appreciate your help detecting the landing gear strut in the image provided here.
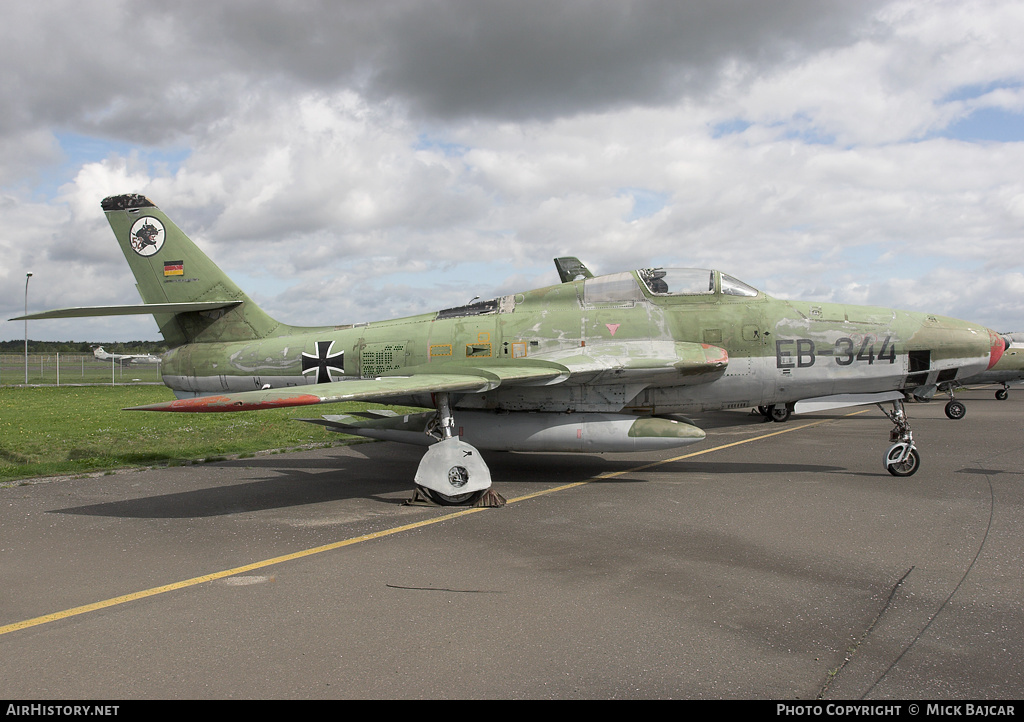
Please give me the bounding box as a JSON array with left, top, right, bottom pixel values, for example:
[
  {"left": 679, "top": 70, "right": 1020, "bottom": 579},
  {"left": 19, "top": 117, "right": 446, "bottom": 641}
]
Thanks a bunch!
[
  {"left": 879, "top": 397, "right": 920, "bottom": 477},
  {"left": 413, "top": 393, "right": 494, "bottom": 506}
]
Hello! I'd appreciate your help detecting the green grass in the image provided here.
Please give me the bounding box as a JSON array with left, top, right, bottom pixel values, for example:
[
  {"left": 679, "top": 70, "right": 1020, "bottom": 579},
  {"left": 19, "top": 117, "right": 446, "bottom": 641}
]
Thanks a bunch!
[{"left": 0, "top": 385, "right": 422, "bottom": 484}]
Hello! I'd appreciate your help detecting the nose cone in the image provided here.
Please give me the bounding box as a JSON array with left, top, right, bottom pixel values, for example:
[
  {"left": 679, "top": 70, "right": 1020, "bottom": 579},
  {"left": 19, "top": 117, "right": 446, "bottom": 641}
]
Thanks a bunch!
[
  {"left": 988, "top": 329, "right": 1008, "bottom": 370},
  {"left": 909, "top": 316, "right": 1002, "bottom": 380}
]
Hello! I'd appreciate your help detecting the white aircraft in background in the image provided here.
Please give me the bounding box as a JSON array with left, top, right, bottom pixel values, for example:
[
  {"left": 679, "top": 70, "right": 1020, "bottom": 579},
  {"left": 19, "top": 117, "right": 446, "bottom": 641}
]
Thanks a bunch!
[{"left": 92, "top": 346, "right": 161, "bottom": 366}]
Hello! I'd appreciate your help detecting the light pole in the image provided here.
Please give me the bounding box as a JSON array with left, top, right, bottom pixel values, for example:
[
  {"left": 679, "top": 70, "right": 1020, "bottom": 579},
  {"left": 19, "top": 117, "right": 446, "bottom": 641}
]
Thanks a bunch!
[{"left": 24, "top": 272, "right": 32, "bottom": 384}]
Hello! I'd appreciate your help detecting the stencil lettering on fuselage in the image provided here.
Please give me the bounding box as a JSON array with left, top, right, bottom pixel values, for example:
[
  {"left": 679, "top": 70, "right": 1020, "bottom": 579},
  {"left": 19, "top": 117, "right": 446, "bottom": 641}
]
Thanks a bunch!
[{"left": 775, "top": 336, "right": 897, "bottom": 369}]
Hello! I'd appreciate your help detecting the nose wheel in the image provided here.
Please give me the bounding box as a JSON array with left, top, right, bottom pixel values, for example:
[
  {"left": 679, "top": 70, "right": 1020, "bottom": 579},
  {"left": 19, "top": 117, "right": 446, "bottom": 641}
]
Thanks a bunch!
[
  {"left": 879, "top": 398, "right": 920, "bottom": 477},
  {"left": 885, "top": 443, "right": 921, "bottom": 476}
]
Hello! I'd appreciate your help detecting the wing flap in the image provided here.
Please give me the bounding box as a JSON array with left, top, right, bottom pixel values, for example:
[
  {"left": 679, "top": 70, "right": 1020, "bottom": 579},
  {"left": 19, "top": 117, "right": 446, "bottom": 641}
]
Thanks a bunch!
[{"left": 405, "top": 360, "right": 568, "bottom": 386}]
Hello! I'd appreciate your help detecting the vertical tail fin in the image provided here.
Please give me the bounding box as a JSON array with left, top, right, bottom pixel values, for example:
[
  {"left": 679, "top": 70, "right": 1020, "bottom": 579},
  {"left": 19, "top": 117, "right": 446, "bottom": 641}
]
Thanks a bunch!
[{"left": 102, "top": 194, "right": 285, "bottom": 347}]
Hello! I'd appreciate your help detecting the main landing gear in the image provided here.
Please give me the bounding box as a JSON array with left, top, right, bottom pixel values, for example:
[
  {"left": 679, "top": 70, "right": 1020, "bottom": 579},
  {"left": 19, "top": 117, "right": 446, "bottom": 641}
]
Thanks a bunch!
[
  {"left": 941, "top": 385, "right": 967, "bottom": 420},
  {"left": 947, "top": 384, "right": 1011, "bottom": 406},
  {"left": 757, "top": 404, "right": 792, "bottom": 423},
  {"left": 412, "top": 393, "right": 504, "bottom": 506},
  {"left": 879, "top": 397, "right": 920, "bottom": 477},
  {"left": 944, "top": 399, "right": 966, "bottom": 420},
  {"left": 931, "top": 383, "right": 1011, "bottom": 419}
]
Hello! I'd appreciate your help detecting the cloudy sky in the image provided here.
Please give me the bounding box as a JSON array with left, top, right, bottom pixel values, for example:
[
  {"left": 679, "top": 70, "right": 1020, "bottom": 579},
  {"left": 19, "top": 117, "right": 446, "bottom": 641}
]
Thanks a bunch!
[{"left": 2, "top": 0, "right": 1024, "bottom": 343}]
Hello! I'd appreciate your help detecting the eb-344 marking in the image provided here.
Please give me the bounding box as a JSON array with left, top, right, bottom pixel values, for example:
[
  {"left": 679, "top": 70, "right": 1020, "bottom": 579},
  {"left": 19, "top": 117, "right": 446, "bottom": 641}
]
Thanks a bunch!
[{"left": 776, "top": 336, "right": 897, "bottom": 369}]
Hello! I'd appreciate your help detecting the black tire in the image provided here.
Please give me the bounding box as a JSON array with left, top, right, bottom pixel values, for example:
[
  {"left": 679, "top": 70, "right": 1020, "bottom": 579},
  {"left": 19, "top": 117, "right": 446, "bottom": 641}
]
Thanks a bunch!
[
  {"left": 886, "top": 446, "right": 921, "bottom": 477},
  {"left": 996, "top": 389, "right": 1009, "bottom": 401},
  {"left": 418, "top": 486, "right": 486, "bottom": 506},
  {"left": 769, "top": 405, "right": 791, "bottom": 422},
  {"left": 944, "top": 400, "right": 966, "bottom": 420}
]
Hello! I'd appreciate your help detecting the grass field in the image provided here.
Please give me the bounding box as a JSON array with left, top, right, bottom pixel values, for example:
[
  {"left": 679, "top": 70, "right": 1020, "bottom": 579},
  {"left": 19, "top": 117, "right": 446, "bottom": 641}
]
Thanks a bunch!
[{"left": 0, "top": 385, "right": 420, "bottom": 484}]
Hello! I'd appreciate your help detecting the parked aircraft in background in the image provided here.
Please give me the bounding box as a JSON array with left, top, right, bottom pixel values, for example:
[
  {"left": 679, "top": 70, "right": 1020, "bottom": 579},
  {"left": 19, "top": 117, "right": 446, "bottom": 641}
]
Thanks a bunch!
[
  {"left": 12, "top": 194, "right": 1011, "bottom": 504},
  {"left": 92, "top": 346, "right": 161, "bottom": 366},
  {"left": 956, "top": 332, "right": 1024, "bottom": 405}
]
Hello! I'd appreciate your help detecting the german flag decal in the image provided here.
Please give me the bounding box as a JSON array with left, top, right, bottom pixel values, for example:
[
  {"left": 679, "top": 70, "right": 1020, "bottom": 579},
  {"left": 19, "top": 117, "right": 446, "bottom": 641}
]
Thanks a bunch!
[{"left": 163, "top": 260, "right": 184, "bottom": 277}]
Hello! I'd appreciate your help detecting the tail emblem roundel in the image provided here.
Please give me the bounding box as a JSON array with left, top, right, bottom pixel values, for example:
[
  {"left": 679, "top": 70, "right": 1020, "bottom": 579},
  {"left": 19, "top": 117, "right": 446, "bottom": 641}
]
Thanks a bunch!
[{"left": 130, "top": 216, "right": 166, "bottom": 256}]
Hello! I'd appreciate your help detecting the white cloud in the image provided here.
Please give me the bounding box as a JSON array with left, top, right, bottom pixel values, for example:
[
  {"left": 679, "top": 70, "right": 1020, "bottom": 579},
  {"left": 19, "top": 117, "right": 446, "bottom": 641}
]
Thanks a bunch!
[{"left": 2, "top": 0, "right": 1024, "bottom": 342}]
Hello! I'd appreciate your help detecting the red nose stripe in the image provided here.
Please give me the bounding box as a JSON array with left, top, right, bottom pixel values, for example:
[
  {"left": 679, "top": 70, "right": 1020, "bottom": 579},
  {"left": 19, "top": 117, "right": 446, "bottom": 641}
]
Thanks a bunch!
[{"left": 988, "top": 331, "right": 1006, "bottom": 370}]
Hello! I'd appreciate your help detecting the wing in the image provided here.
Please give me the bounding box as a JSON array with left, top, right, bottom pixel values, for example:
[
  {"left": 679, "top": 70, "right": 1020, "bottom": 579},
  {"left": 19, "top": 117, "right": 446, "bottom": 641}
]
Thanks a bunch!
[
  {"left": 128, "top": 341, "right": 728, "bottom": 412},
  {"left": 127, "top": 367, "right": 564, "bottom": 412}
]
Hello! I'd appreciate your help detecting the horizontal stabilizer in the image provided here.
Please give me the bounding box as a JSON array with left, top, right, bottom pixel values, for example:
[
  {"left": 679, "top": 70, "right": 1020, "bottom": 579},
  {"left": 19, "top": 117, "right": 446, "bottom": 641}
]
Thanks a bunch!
[
  {"left": 793, "top": 390, "right": 905, "bottom": 414},
  {"left": 11, "top": 301, "right": 241, "bottom": 321}
]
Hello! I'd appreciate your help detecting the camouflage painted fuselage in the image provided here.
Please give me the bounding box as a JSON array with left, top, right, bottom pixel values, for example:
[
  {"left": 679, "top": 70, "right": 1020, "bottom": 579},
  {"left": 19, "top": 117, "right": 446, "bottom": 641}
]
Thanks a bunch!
[{"left": 158, "top": 270, "right": 1001, "bottom": 414}]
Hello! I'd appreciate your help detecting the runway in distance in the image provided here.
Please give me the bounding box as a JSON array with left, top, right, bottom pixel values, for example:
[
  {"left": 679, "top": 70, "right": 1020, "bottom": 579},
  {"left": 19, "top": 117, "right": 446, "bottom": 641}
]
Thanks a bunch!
[
  {"left": 12, "top": 194, "right": 1013, "bottom": 504},
  {"left": 92, "top": 346, "right": 161, "bottom": 366}
]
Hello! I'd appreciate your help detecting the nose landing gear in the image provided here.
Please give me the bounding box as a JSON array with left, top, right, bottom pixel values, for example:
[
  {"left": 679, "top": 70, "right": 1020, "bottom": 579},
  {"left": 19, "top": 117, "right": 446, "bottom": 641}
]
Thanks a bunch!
[{"left": 879, "top": 398, "right": 920, "bottom": 477}]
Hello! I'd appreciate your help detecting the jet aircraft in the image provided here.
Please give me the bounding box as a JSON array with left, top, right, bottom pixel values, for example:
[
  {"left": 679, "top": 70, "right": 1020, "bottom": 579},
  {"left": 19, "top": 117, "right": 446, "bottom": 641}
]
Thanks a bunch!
[
  {"left": 13, "top": 194, "right": 1011, "bottom": 504},
  {"left": 92, "top": 346, "right": 161, "bottom": 366},
  {"left": 955, "top": 332, "right": 1024, "bottom": 405}
]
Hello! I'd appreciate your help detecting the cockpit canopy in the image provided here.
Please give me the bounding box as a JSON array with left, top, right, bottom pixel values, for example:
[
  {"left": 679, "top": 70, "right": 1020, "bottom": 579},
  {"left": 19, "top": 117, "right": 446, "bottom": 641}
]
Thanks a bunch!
[
  {"left": 583, "top": 268, "right": 760, "bottom": 306},
  {"left": 637, "top": 268, "right": 760, "bottom": 297},
  {"left": 437, "top": 267, "right": 763, "bottom": 319},
  {"left": 639, "top": 268, "right": 714, "bottom": 295}
]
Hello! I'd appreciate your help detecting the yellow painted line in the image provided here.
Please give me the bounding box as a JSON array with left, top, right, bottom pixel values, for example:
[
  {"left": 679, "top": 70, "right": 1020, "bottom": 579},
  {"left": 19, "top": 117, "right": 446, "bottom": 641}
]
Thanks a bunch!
[
  {"left": 0, "top": 410, "right": 867, "bottom": 637},
  {"left": 504, "top": 409, "right": 869, "bottom": 499},
  {"left": 596, "top": 410, "right": 870, "bottom": 480},
  {"left": 0, "top": 511, "right": 486, "bottom": 637}
]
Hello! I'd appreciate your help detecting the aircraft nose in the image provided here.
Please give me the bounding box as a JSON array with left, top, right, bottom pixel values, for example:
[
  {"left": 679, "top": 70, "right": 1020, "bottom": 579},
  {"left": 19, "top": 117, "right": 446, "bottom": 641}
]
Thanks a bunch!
[{"left": 988, "top": 329, "right": 1008, "bottom": 370}]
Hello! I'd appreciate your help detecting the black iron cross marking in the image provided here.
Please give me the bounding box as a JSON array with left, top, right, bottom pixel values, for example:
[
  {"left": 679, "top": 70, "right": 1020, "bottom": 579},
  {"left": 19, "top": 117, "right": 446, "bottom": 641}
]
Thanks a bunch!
[{"left": 301, "top": 341, "right": 345, "bottom": 384}]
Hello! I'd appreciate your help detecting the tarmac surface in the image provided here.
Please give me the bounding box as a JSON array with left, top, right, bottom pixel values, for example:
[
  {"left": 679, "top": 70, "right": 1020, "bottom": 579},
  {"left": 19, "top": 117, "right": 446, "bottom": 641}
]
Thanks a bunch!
[{"left": 1, "top": 389, "right": 1022, "bottom": 700}]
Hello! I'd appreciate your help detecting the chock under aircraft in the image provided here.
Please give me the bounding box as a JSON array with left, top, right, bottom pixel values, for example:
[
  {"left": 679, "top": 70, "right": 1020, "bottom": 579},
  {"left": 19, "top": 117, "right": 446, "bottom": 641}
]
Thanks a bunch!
[{"left": 13, "top": 194, "right": 1013, "bottom": 504}]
